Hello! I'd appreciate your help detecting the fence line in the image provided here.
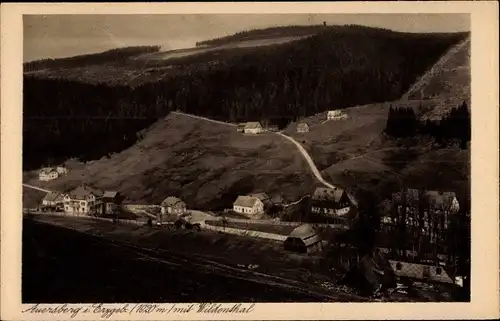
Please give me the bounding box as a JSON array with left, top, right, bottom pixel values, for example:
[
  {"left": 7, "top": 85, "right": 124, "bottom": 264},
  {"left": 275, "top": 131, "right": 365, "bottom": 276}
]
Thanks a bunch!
[{"left": 203, "top": 224, "right": 287, "bottom": 241}]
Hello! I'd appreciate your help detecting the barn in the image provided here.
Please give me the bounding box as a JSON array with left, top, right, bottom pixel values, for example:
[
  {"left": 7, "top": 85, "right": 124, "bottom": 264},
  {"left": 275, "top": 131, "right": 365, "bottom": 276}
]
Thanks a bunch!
[{"left": 284, "top": 224, "right": 323, "bottom": 254}]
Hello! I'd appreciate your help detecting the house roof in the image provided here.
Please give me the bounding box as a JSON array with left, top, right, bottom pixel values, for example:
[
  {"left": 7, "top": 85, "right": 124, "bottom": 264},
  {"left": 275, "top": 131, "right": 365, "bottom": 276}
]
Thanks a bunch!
[
  {"left": 68, "top": 184, "right": 103, "bottom": 200},
  {"left": 288, "top": 224, "right": 321, "bottom": 247},
  {"left": 289, "top": 224, "right": 316, "bottom": 239},
  {"left": 249, "top": 193, "right": 270, "bottom": 202},
  {"left": 39, "top": 167, "right": 56, "bottom": 175},
  {"left": 244, "top": 122, "right": 263, "bottom": 130},
  {"left": 103, "top": 191, "right": 119, "bottom": 199},
  {"left": 388, "top": 260, "right": 453, "bottom": 284},
  {"left": 297, "top": 122, "right": 309, "bottom": 129},
  {"left": 43, "top": 192, "right": 62, "bottom": 202},
  {"left": 233, "top": 195, "right": 260, "bottom": 208},
  {"left": 312, "top": 187, "right": 345, "bottom": 202},
  {"left": 161, "top": 196, "right": 184, "bottom": 207}
]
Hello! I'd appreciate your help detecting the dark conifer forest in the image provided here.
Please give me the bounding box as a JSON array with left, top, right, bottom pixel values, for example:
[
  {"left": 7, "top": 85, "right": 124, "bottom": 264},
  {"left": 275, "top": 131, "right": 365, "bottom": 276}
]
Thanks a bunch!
[
  {"left": 384, "top": 101, "right": 471, "bottom": 149},
  {"left": 23, "top": 26, "right": 468, "bottom": 170}
]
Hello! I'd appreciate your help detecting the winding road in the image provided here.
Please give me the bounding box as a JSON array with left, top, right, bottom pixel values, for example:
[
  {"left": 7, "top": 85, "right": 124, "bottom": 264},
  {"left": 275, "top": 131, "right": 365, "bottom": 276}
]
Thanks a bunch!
[{"left": 23, "top": 183, "right": 52, "bottom": 193}]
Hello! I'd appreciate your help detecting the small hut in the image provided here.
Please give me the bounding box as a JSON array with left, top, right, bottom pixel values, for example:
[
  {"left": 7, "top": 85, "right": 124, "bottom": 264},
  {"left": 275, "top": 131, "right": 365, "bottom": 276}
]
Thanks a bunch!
[{"left": 284, "top": 224, "right": 323, "bottom": 254}]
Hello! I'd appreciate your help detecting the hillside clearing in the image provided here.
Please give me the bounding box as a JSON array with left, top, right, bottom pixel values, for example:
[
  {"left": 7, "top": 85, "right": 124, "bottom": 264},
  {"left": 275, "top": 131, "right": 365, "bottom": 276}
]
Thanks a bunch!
[{"left": 24, "top": 112, "right": 315, "bottom": 209}]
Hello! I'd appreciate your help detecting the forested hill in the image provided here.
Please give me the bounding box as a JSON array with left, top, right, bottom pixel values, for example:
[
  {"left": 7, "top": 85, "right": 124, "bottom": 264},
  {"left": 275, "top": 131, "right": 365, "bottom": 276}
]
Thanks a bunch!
[
  {"left": 23, "top": 46, "right": 161, "bottom": 72},
  {"left": 195, "top": 25, "right": 329, "bottom": 47},
  {"left": 23, "top": 26, "right": 469, "bottom": 170}
]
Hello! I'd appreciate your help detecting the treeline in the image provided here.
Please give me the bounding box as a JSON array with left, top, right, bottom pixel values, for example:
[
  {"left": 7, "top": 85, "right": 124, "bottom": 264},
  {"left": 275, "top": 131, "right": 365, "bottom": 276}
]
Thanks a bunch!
[
  {"left": 195, "top": 25, "right": 330, "bottom": 47},
  {"left": 384, "top": 101, "right": 471, "bottom": 149},
  {"left": 24, "top": 27, "right": 467, "bottom": 169},
  {"left": 23, "top": 46, "right": 161, "bottom": 72}
]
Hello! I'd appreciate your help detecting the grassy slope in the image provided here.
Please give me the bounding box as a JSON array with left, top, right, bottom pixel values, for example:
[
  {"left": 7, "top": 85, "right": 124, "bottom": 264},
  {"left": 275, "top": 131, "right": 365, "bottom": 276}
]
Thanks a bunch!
[
  {"left": 22, "top": 28, "right": 470, "bottom": 208},
  {"left": 284, "top": 37, "right": 471, "bottom": 201},
  {"left": 24, "top": 113, "right": 315, "bottom": 209},
  {"left": 405, "top": 37, "right": 471, "bottom": 119}
]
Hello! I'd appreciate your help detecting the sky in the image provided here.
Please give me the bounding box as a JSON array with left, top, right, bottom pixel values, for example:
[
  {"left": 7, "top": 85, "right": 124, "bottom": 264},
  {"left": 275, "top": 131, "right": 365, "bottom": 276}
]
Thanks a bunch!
[{"left": 23, "top": 14, "right": 470, "bottom": 62}]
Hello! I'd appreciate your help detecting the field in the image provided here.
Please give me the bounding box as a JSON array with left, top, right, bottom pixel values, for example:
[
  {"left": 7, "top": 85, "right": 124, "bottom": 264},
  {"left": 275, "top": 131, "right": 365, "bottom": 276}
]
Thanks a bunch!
[
  {"left": 23, "top": 218, "right": 348, "bottom": 303},
  {"left": 26, "top": 215, "right": 358, "bottom": 293},
  {"left": 23, "top": 112, "right": 315, "bottom": 210}
]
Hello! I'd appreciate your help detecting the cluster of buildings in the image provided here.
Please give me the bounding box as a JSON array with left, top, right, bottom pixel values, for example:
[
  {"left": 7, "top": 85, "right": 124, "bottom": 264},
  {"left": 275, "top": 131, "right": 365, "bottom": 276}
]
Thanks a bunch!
[
  {"left": 40, "top": 184, "right": 122, "bottom": 216},
  {"left": 38, "top": 166, "right": 68, "bottom": 181},
  {"left": 235, "top": 109, "right": 349, "bottom": 135},
  {"left": 382, "top": 188, "right": 461, "bottom": 239}
]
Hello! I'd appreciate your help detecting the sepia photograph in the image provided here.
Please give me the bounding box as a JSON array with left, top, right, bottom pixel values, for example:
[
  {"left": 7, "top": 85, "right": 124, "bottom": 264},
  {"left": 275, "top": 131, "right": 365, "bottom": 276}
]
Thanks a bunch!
[{"left": 1, "top": 2, "right": 499, "bottom": 320}]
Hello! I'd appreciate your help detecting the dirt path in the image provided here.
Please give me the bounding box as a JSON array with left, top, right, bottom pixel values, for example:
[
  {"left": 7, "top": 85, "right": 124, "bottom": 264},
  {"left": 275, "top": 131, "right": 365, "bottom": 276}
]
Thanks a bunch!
[
  {"left": 23, "top": 183, "right": 51, "bottom": 193},
  {"left": 275, "top": 132, "right": 337, "bottom": 189},
  {"left": 171, "top": 111, "right": 237, "bottom": 127}
]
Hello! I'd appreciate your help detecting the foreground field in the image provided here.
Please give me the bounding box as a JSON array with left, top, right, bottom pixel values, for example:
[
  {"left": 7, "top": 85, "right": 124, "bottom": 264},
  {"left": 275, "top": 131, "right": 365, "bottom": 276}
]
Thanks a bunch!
[{"left": 23, "top": 218, "right": 344, "bottom": 303}]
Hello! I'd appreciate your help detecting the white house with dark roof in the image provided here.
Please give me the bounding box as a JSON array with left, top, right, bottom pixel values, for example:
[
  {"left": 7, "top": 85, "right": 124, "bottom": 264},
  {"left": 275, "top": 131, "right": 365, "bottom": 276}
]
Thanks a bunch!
[
  {"left": 243, "top": 122, "right": 264, "bottom": 134},
  {"left": 63, "top": 184, "right": 103, "bottom": 215},
  {"left": 38, "top": 168, "right": 59, "bottom": 181},
  {"left": 160, "top": 196, "right": 187, "bottom": 215},
  {"left": 233, "top": 195, "right": 264, "bottom": 216},
  {"left": 327, "top": 110, "right": 348, "bottom": 121},
  {"left": 297, "top": 122, "right": 310, "bottom": 133}
]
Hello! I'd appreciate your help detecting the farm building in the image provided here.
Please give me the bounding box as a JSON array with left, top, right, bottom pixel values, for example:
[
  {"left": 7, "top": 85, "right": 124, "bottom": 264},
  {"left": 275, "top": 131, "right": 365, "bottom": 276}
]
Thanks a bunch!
[
  {"left": 56, "top": 166, "right": 68, "bottom": 175},
  {"left": 243, "top": 122, "right": 264, "bottom": 134},
  {"left": 310, "top": 187, "right": 353, "bottom": 217},
  {"left": 160, "top": 196, "right": 187, "bottom": 215},
  {"left": 389, "top": 188, "right": 460, "bottom": 236},
  {"left": 233, "top": 195, "right": 264, "bottom": 216},
  {"left": 38, "top": 168, "right": 59, "bottom": 181},
  {"left": 297, "top": 122, "right": 309, "bottom": 133},
  {"left": 388, "top": 260, "right": 454, "bottom": 285},
  {"left": 284, "top": 224, "right": 323, "bottom": 254},
  {"left": 101, "top": 191, "right": 123, "bottom": 215},
  {"left": 63, "top": 184, "right": 103, "bottom": 215},
  {"left": 327, "top": 110, "right": 348, "bottom": 121},
  {"left": 236, "top": 123, "right": 246, "bottom": 133},
  {"left": 41, "top": 192, "right": 65, "bottom": 209}
]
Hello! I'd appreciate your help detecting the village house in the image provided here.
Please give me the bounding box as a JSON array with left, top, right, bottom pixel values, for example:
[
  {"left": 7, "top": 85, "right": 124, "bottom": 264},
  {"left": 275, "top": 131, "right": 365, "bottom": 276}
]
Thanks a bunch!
[
  {"left": 63, "top": 184, "right": 103, "bottom": 215},
  {"left": 297, "top": 122, "right": 310, "bottom": 133},
  {"left": 41, "top": 192, "right": 65, "bottom": 210},
  {"left": 101, "top": 191, "right": 123, "bottom": 216},
  {"left": 387, "top": 188, "right": 460, "bottom": 235},
  {"left": 236, "top": 123, "right": 246, "bottom": 133},
  {"left": 327, "top": 110, "right": 348, "bottom": 121},
  {"left": 243, "top": 122, "right": 264, "bottom": 134},
  {"left": 38, "top": 168, "right": 59, "bottom": 181},
  {"left": 284, "top": 224, "right": 323, "bottom": 254},
  {"left": 56, "top": 166, "right": 68, "bottom": 175},
  {"left": 233, "top": 195, "right": 264, "bottom": 216},
  {"left": 310, "top": 187, "right": 353, "bottom": 218},
  {"left": 160, "top": 196, "right": 187, "bottom": 215}
]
